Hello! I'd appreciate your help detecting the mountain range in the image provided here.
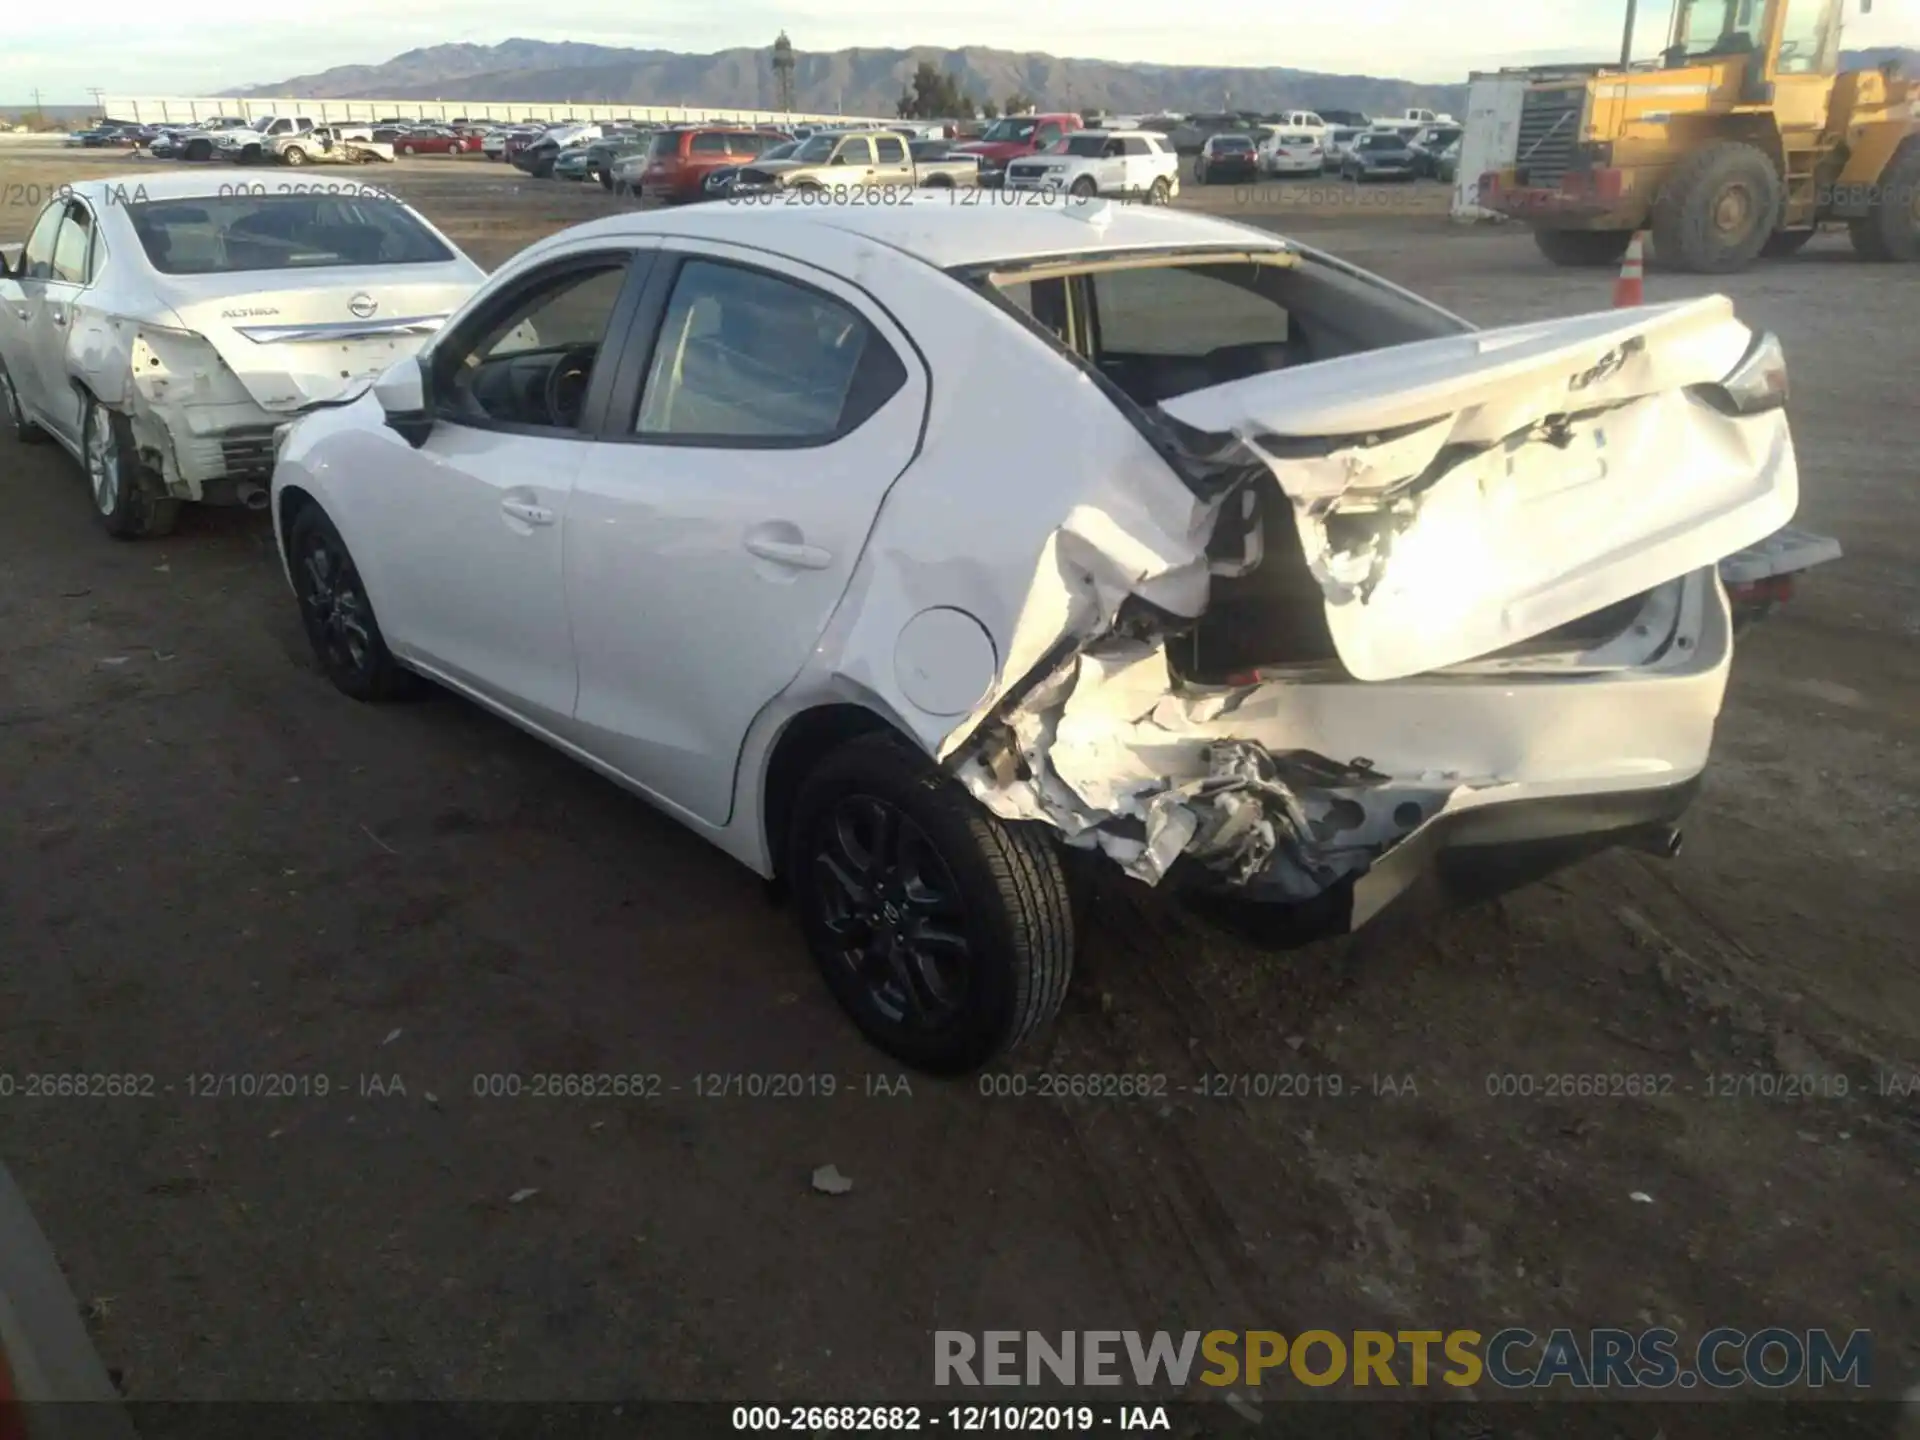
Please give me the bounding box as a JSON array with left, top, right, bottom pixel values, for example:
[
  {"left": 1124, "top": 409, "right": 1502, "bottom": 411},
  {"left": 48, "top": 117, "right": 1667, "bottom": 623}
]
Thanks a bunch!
[
  {"left": 235, "top": 39, "right": 1920, "bottom": 117},
  {"left": 236, "top": 40, "right": 1471, "bottom": 116}
]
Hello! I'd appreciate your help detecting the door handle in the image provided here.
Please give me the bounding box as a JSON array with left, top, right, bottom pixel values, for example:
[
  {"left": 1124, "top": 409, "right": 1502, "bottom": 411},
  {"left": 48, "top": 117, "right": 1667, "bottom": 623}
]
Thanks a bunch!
[
  {"left": 744, "top": 534, "right": 833, "bottom": 569},
  {"left": 500, "top": 498, "right": 555, "bottom": 525}
]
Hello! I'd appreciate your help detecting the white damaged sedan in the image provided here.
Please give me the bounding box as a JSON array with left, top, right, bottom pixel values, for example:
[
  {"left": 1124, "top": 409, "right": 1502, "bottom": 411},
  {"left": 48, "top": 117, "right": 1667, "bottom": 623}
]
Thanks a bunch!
[
  {"left": 0, "top": 173, "right": 483, "bottom": 537},
  {"left": 268, "top": 198, "right": 1836, "bottom": 1072}
]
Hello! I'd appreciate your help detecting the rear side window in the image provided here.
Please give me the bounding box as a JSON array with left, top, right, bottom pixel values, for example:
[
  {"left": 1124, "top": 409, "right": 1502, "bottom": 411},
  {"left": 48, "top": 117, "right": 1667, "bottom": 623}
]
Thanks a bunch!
[
  {"left": 50, "top": 202, "right": 95, "bottom": 284},
  {"left": 874, "top": 135, "right": 907, "bottom": 163},
  {"left": 635, "top": 258, "right": 905, "bottom": 443},
  {"left": 691, "top": 132, "right": 732, "bottom": 155},
  {"left": 649, "top": 131, "right": 685, "bottom": 159},
  {"left": 19, "top": 201, "right": 67, "bottom": 279}
]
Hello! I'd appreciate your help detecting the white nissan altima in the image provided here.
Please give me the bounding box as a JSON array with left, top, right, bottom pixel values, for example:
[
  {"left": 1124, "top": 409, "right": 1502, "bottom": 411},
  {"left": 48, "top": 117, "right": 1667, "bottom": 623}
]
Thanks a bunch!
[
  {"left": 267, "top": 196, "right": 1835, "bottom": 1073},
  {"left": 0, "top": 173, "right": 484, "bottom": 537}
]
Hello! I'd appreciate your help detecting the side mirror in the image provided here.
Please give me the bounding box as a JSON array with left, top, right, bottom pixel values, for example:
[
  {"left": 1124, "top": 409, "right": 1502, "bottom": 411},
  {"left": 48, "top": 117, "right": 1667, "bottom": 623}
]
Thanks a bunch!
[
  {"left": 0, "top": 246, "right": 15, "bottom": 280},
  {"left": 374, "top": 356, "right": 434, "bottom": 447}
]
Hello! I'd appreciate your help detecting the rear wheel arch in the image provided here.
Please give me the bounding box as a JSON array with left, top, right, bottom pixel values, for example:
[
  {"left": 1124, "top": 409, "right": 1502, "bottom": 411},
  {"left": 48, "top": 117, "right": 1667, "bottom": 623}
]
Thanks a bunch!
[{"left": 760, "top": 703, "right": 901, "bottom": 884}]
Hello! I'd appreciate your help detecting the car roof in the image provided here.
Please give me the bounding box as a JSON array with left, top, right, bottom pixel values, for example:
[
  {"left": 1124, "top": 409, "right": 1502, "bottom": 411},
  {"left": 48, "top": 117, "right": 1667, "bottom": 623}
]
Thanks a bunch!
[
  {"left": 1074, "top": 129, "right": 1159, "bottom": 139},
  {"left": 61, "top": 172, "right": 404, "bottom": 206},
  {"left": 543, "top": 200, "right": 1289, "bottom": 272}
]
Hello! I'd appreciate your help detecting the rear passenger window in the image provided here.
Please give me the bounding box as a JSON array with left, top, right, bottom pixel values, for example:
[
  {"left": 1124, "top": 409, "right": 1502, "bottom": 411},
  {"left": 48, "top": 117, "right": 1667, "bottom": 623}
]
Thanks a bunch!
[
  {"left": 50, "top": 203, "right": 95, "bottom": 284},
  {"left": 875, "top": 135, "right": 906, "bottom": 164},
  {"left": 691, "top": 132, "right": 731, "bottom": 155},
  {"left": 635, "top": 258, "right": 905, "bottom": 443}
]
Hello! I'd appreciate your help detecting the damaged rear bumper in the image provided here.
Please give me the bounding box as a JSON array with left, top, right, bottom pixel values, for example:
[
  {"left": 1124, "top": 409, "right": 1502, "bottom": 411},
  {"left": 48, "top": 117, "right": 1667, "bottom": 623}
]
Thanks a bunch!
[{"left": 1232, "top": 775, "right": 1700, "bottom": 939}]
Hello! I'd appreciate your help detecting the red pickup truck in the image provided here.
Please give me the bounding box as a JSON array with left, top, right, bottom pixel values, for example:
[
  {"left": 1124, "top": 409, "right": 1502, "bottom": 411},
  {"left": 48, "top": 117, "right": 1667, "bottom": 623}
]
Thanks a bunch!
[{"left": 954, "top": 113, "right": 1084, "bottom": 186}]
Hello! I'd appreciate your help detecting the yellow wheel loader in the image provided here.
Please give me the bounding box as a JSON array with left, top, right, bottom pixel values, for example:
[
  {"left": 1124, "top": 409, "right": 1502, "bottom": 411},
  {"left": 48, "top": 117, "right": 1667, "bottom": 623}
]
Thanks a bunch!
[{"left": 1478, "top": 0, "right": 1919, "bottom": 272}]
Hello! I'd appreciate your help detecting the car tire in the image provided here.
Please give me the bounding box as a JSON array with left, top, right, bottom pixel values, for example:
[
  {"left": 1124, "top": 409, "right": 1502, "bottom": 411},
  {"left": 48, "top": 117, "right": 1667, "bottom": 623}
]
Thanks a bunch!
[
  {"left": 1147, "top": 176, "right": 1172, "bottom": 205},
  {"left": 1531, "top": 228, "right": 1635, "bottom": 267},
  {"left": 282, "top": 146, "right": 306, "bottom": 165},
  {"left": 1650, "top": 139, "right": 1781, "bottom": 274},
  {"left": 81, "top": 396, "right": 178, "bottom": 540},
  {"left": 399, "top": 144, "right": 414, "bottom": 156},
  {"left": 1847, "top": 144, "right": 1920, "bottom": 262},
  {"left": 286, "top": 502, "right": 422, "bottom": 702},
  {"left": 185, "top": 138, "right": 211, "bottom": 161},
  {"left": 0, "top": 359, "right": 45, "bottom": 444},
  {"left": 1069, "top": 175, "right": 1098, "bottom": 198},
  {"left": 787, "top": 732, "right": 1074, "bottom": 1075}
]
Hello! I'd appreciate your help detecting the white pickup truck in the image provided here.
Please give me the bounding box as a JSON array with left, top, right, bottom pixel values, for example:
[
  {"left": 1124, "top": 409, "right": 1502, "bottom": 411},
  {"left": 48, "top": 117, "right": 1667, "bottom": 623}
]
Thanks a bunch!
[
  {"left": 1001, "top": 129, "right": 1181, "bottom": 202},
  {"left": 209, "top": 115, "right": 316, "bottom": 164},
  {"left": 271, "top": 126, "right": 394, "bottom": 166}
]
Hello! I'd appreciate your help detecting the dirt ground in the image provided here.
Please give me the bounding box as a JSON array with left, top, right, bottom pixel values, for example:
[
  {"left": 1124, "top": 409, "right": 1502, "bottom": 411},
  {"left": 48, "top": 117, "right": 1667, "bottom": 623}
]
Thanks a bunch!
[{"left": 1, "top": 146, "right": 1916, "bottom": 1420}]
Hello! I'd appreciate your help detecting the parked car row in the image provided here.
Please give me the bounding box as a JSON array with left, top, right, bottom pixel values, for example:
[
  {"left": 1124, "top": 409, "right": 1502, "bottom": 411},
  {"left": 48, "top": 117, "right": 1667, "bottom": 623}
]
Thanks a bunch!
[
  {"left": 131, "top": 115, "right": 486, "bottom": 165},
  {"left": 1182, "top": 113, "right": 1463, "bottom": 184},
  {"left": 0, "top": 172, "right": 1833, "bottom": 1076}
]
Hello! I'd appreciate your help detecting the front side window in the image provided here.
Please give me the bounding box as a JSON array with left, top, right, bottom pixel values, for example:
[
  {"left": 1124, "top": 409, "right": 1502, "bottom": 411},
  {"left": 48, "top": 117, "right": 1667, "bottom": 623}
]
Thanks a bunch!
[
  {"left": 1063, "top": 134, "right": 1108, "bottom": 158},
  {"left": 125, "top": 195, "right": 454, "bottom": 275},
  {"left": 834, "top": 137, "right": 875, "bottom": 166},
  {"left": 635, "top": 258, "right": 903, "bottom": 443},
  {"left": 434, "top": 259, "right": 630, "bottom": 431},
  {"left": 50, "top": 203, "right": 95, "bottom": 285}
]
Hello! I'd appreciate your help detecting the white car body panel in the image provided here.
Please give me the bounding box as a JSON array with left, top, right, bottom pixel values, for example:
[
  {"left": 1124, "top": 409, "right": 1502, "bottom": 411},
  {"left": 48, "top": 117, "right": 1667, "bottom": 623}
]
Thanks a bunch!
[
  {"left": 269, "top": 202, "right": 1831, "bottom": 911},
  {"left": 0, "top": 173, "right": 483, "bottom": 501}
]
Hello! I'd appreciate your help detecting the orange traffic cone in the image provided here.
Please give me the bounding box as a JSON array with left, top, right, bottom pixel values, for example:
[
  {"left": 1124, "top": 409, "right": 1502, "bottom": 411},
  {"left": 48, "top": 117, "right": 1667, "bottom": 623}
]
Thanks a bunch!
[{"left": 1613, "top": 231, "right": 1647, "bottom": 307}]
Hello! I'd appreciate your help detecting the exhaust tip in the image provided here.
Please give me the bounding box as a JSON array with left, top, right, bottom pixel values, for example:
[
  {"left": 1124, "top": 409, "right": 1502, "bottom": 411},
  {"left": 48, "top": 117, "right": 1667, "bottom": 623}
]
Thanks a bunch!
[
  {"left": 238, "top": 484, "right": 271, "bottom": 512},
  {"left": 1631, "top": 826, "right": 1683, "bottom": 859}
]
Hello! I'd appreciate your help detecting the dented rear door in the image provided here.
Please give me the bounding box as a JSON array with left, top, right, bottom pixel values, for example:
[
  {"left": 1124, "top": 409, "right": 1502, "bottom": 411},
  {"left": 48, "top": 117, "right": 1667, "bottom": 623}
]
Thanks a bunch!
[{"left": 1156, "top": 296, "right": 1800, "bottom": 682}]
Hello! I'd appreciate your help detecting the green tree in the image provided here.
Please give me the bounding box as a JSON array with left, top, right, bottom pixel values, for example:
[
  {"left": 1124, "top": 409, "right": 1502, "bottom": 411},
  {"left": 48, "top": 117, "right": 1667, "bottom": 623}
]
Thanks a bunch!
[
  {"left": 896, "top": 61, "right": 977, "bottom": 119},
  {"left": 981, "top": 98, "right": 1001, "bottom": 120},
  {"left": 1002, "top": 91, "right": 1036, "bottom": 115}
]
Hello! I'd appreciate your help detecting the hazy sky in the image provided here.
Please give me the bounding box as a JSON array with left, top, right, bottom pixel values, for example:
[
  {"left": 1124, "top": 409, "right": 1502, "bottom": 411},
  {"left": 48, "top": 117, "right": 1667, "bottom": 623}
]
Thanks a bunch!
[{"left": 4, "top": 0, "right": 1913, "bottom": 101}]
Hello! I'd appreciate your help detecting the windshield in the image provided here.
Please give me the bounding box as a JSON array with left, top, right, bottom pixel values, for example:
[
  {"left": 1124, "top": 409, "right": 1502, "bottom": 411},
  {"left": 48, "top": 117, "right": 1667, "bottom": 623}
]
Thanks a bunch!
[
  {"left": 251, "top": 118, "right": 275, "bottom": 132},
  {"left": 981, "top": 117, "right": 1038, "bottom": 143},
  {"left": 762, "top": 141, "right": 799, "bottom": 162},
  {"left": 1213, "top": 136, "right": 1253, "bottom": 152},
  {"left": 1359, "top": 133, "right": 1401, "bottom": 150},
  {"left": 1331, "top": 128, "right": 1358, "bottom": 142},
  {"left": 1062, "top": 134, "right": 1109, "bottom": 157},
  {"left": 793, "top": 134, "right": 840, "bottom": 163},
  {"left": 126, "top": 194, "right": 455, "bottom": 276}
]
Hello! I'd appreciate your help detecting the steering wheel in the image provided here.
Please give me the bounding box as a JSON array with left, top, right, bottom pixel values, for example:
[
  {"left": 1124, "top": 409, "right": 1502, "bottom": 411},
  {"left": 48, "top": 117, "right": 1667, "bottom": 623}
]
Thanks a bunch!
[{"left": 542, "top": 344, "right": 599, "bottom": 428}]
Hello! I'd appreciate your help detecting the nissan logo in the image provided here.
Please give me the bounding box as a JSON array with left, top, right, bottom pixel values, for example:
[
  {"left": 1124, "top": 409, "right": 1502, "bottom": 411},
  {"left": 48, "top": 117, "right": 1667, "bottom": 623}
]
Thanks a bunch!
[{"left": 348, "top": 293, "right": 378, "bottom": 319}]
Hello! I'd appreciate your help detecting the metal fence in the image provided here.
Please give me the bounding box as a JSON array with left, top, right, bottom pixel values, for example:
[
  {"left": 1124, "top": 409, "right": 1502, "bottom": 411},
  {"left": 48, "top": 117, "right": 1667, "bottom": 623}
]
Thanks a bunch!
[{"left": 100, "top": 97, "right": 888, "bottom": 127}]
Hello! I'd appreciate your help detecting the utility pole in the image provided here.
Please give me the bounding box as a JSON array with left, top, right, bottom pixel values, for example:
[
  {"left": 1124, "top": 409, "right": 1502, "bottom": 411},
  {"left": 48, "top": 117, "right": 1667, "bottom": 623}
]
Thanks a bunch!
[
  {"left": 1621, "top": 0, "right": 1639, "bottom": 66},
  {"left": 88, "top": 87, "right": 104, "bottom": 119}
]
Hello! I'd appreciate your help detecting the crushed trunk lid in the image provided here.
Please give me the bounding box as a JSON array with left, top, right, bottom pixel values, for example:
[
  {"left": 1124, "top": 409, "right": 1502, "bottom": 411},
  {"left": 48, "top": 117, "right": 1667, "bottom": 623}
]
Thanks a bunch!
[{"left": 1155, "top": 295, "right": 1799, "bottom": 681}]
